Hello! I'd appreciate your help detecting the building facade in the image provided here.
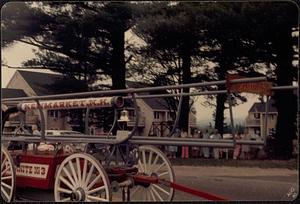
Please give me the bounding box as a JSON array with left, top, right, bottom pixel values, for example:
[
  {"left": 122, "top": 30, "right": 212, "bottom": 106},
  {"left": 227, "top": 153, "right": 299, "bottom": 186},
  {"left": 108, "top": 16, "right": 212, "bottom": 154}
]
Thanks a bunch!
[
  {"left": 245, "top": 99, "right": 277, "bottom": 138},
  {"left": 6, "top": 70, "right": 73, "bottom": 131},
  {"left": 5, "top": 70, "right": 197, "bottom": 136}
]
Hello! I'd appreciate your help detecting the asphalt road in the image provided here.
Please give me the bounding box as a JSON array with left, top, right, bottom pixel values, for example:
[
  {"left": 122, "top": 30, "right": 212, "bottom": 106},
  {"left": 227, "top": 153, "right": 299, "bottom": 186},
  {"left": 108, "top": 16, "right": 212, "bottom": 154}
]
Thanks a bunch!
[
  {"left": 15, "top": 166, "right": 298, "bottom": 202},
  {"left": 173, "top": 166, "right": 298, "bottom": 201}
]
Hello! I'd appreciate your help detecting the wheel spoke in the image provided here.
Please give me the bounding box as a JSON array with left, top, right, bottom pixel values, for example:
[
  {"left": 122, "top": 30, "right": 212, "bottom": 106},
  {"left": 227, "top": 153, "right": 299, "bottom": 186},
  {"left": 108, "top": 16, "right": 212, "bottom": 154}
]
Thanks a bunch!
[
  {"left": 141, "top": 187, "right": 145, "bottom": 201},
  {"left": 138, "top": 160, "right": 145, "bottom": 173},
  {"left": 145, "top": 188, "right": 149, "bottom": 201},
  {"left": 152, "top": 154, "right": 159, "bottom": 169},
  {"left": 142, "top": 150, "right": 147, "bottom": 174},
  {"left": 130, "top": 186, "right": 141, "bottom": 198},
  {"left": 76, "top": 158, "right": 82, "bottom": 184},
  {"left": 58, "top": 187, "right": 72, "bottom": 194},
  {"left": 1, "top": 181, "right": 12, "bottom": 190},
  {"left": 60, "top": 197, "right": 71, "bottom": 202},
  {"left": 153, "top": 184, "right": 170, "bottom": 195},
  {"left": 154, "top": 162, "right": 166, "bottom": 173},
  {"left": 68, "top": 160, "right": 78, "bottom": 184},
  {"left": 147, "top": 151, "right": 153, "bottom": 174},
  {"left": 59, "top": 176, "right": 75, "bottom": 191},
  {"left": 85, "top": 165, "right": 95, "bottom": 186},
  {"left": 151, "top": 186, "right": 163, "bottom": 201},
  {"left": 87, "top": 174, "right": 101, "bottom": 190},
  {"left": 88, "top": 185, "right": 105, "bottom": 194},
  {"left": 149, "top": 187, "right": 156, "bottom": 201},
  {"left": 158, "top": 171, "right": 169, "bottom": 178},
  {"left": 1, "top": 166, "right": 10, "bottom": 177},
  {"left": 1, "top": 186, "right": 10, "bottom": 201},
  {"left": 86, "top": 195, "right": 108, "bottom": 201},
  {"left": 1, "top": 176, "right": 12, "bottom": 181},
  {"left": 82, "top": 159, "right": 88, "bottom": 184},
  {"left": 62, "top": 167, "right": 76, "bottom": 187}
]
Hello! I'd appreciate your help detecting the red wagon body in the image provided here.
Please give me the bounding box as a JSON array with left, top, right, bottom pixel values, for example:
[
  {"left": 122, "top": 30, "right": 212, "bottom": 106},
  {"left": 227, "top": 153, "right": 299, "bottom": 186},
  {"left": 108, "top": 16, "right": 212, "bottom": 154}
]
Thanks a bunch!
[{"left": 11, "top": 150, "right": 69, "bottom": 190}]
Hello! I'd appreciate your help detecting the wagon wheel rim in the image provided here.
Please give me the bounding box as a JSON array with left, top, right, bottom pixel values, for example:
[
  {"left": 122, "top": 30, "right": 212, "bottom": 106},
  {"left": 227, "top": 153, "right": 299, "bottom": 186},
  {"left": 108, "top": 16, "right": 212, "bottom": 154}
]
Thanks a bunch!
[
  {"left": 130, "top": 145, "right": 175, "bottom": 201},
  {"left": 54, "top": 153, "right": 112, "bottom": 202},
  {"left": 1, "top": 147, "right": 16, "bottom": 202}
]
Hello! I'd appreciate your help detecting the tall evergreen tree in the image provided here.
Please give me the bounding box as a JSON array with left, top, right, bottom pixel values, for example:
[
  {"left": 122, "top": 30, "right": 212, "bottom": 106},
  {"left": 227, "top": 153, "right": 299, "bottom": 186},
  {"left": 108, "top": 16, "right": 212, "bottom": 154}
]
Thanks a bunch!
[
  {"left": 133, "top": 2, "right": 210, "bottom": 131},
  {"left": 2, "top": 2, "right": 138, "bottom": 90},
  {"left": 239, "top": 1, "right": 298, "bottom": 159}
]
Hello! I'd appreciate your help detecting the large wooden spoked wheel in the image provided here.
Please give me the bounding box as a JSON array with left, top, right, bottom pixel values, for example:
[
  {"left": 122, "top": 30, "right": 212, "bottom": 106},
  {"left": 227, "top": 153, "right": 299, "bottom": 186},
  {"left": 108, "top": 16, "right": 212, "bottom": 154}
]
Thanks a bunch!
[
  {"left": 54, "top": 153, "right": 112, "bottom": 202},
  {"left": 1, "top": 147, "right": 16, "bottom": 202},
  {"left": 130, "top": 145, "right": 175, "bottom": 201}
]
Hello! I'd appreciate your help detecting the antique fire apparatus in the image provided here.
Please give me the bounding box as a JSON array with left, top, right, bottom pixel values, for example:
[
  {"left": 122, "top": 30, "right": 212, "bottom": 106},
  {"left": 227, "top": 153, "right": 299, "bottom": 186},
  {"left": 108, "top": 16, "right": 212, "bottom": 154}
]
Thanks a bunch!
[{"left": 1, "top": 75, "right": 298, "bottom": 202}]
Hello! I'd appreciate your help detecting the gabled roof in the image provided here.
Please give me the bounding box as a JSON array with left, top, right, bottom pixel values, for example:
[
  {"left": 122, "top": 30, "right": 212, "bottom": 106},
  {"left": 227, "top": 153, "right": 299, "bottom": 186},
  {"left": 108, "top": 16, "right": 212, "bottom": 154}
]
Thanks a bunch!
[
  {"left": 249, "top": 99, "right": 277, "bottom": 113},
  {"left": 16, "top": 70, "right": 87, "bottom": 96},
  {"left": 18, "top": 70, "right": 64, "bottom": 96},
  {"left": 143, "top": 98, "right": 169, "bottom": 110},
  {"left": 126, "top": 81, "right": 170, "bottom": 110},
  {"left": 1, "top": 88, "right": 27, "bottom": 99}
]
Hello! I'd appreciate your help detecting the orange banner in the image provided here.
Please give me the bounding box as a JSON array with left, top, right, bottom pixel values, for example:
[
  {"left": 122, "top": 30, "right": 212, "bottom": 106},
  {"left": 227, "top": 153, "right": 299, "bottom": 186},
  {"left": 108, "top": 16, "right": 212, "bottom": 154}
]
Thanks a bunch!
[{"left": 226, "top": 74, "right": 273, "bottom": 96}]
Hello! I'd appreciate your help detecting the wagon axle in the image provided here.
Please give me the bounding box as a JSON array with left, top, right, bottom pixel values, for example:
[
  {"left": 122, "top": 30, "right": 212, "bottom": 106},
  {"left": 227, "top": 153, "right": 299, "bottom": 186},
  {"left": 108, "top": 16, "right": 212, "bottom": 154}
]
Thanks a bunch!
[{"left": 70, "top": 188, "right": 85, "bottom": 201}]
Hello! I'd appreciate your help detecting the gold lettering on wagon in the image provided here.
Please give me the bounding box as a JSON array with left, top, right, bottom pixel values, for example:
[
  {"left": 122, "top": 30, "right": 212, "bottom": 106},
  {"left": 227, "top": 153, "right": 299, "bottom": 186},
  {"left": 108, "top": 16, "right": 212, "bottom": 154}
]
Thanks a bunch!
[{"left": 21, "top": 97, "right": 114, "bottom": 111}]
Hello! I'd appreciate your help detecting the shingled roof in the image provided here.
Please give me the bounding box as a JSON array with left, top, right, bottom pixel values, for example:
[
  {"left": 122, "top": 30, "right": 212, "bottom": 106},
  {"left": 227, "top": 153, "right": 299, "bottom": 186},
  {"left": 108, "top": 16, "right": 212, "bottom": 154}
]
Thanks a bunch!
[
  {"left": 17, "top": 70, "right": 88, "bottom": 96},
  {"left": 18, "top": 70, "right": 64, "bottom": 96},
  {"left": 126, "top": 81, "right": 169, "bottom": 110},
  {"left": 2, "top": 88, "right": 27, "bottom": 99},
  {"left": 249, "top": 99, "right": 277, "bottom": 113}
]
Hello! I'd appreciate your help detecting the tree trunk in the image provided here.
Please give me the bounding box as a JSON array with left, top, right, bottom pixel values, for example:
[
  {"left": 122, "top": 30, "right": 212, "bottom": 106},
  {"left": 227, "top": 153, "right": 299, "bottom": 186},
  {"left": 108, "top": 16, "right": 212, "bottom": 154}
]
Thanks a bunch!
[
  {"left": 111, "top": 31, "right": 126, "bottom": 90},
  {"left": 273, "top": 29, "right": 297, "bottom": 160},
  {"left": 110, "top": 31, "right": 126, "bottom": 135},
  {"left": 215, "top": 90, "right": 227, "bottom": 135},
  {"left": 178, "top": 52, "right": 191, "bottom": 132},
  {"left": 214, "top": 64, "right": 227, "bottom": 136}
]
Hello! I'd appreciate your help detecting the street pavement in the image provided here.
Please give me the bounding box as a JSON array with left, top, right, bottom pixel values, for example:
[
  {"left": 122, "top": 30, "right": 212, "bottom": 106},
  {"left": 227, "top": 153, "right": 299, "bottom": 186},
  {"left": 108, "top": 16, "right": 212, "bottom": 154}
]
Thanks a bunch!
[
  {"left": 173, "top": 166, "right": 298, "bottom": 201},
  {"left": 15, "top": 165, "right": 298, "bottom": 202}
]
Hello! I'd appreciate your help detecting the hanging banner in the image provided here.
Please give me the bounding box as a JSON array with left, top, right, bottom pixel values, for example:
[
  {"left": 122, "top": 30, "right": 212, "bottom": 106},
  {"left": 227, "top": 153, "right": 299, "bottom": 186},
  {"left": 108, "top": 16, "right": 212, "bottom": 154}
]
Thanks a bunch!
[
  {"left": 18, "top": 96, "right": 124, "bottom": 111},
  {"left": 226, "top": 74, "right": 273, "bottom": 96}
]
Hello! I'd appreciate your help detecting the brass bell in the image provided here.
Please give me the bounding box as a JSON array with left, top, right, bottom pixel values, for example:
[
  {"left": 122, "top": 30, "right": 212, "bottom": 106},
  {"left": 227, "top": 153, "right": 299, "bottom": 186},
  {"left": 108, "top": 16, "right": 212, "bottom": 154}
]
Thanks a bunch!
[{"left": 118, "top": 109, "right": 130, "bottom": 122}]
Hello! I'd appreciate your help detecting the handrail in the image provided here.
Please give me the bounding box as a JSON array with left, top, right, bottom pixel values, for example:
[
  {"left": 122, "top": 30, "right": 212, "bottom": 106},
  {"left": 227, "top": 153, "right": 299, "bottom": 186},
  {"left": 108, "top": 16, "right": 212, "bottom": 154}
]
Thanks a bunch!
[
  {"left": 1, "top": 133, "right": 264, "bottom": 147},
  {"left": 1, "top": 76, "right": 298, "bottom": 150}
]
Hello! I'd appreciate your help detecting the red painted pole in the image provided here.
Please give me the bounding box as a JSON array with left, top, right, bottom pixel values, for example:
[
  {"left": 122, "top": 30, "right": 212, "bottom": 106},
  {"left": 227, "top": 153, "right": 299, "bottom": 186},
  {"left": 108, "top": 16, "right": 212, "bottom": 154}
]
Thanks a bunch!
[
  {"left": 132, "top": 174, "right": 229, "bottom": 201},
  {"left": 167, "top": 181, "right": 228, "bottom": 201}
]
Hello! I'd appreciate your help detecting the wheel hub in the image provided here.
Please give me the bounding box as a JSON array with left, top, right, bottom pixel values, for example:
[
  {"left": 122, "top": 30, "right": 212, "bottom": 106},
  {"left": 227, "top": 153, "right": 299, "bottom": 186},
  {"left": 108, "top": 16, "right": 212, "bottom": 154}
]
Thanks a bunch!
[{"left": 70, "top": 188, "right": 85, "bottom": 201}]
